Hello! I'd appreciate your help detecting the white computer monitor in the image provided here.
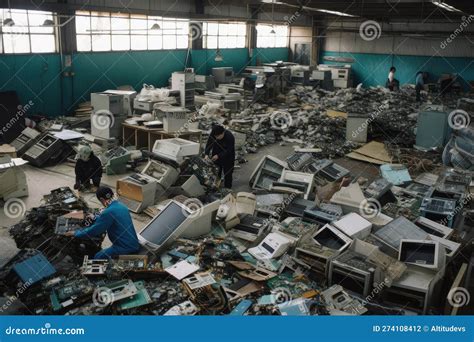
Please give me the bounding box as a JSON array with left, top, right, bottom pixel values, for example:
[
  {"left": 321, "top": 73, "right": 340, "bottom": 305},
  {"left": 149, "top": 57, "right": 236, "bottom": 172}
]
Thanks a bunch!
[{"left": 138, "top": 200, "right": 191, "bottom": 251}]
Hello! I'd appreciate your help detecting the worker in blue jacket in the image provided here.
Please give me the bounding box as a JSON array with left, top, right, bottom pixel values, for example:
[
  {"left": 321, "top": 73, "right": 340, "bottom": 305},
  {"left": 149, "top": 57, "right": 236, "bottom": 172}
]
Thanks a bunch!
[{"left": 66, "top": 186, "right": 140, "bottom": 259}]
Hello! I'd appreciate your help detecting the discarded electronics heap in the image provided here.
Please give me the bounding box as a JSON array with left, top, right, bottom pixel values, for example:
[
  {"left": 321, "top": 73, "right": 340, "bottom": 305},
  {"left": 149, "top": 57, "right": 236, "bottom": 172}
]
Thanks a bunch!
[
  {"left": 0, "top": 80, "right": 472, "bottom": 316},
  {"left": 1, "top": 152, "right": 472, "bottom": 315}
]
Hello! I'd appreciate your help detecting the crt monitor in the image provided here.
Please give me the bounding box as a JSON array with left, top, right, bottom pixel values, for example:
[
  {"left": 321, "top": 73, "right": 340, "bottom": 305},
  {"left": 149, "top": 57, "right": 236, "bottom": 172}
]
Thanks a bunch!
[{"left": 138, "top": 200, "right": 191, "bottom": 251}]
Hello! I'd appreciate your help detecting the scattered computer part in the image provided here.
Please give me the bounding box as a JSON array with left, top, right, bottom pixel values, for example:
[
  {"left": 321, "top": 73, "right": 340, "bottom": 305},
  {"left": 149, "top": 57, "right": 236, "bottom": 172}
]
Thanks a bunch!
[
  {"left": 230, "top": 214, "right": 269, "bottom": 242},
  {"left": 229, "top": 299, "right": 253, "bottom": 315},
  {"left": 180, "top": 200, "right": 220, "bottom": 239},
  {"left": 152, "top": 138, "right": 200, "bottom": 164},
  {"left": 249, "top": 156, "right": 288, "bottom": 191},
  {"left": 50, "top": 277, "right": 95, "bottom": 312},
  {"left": 398, "top": 239, "right": 446, "bottom": 271},
  {"left": 163, "top": 300, "right": 199, "bottom": 315},
  {"left": 284, "top": 197, "right": 316, "bottom": 218},
  {"left": 419, "top": 197, "right": 457, "bottom": 227},
  {"left": 55, "top": 216, "right": 84, "bottom": 235},
  {"left": 10, "top": 127, "right": 41, "bottom": 156},
  {"left": 23, "top": 134, "right": 65, "bottom": 167},
  {"left": 118, "top": 281, "right": 153, "bottom": 311},
  {"left": 100, "top": 146, "right": 131, "bottom": 175},
  {"left": 178, "top": 174, "right": 206, "bottom": 197},
  {"left": 332, "top": 213, "right": 372, "bottom": 240},
  {"left": 276, "top": 217, "right": 318, "bottom": 242},
  {"left": 216, "top": 193, "right": 240, "bottom": 229},
  {"left": 13, "top": 252, "right": 56, "bottom": 285},
  {"left": 373, "top": 216, "right": 429, "bottom": 256},
  {"left": 81, "top": 256, "right": 108, "bottom": 276},
  {"left": 312, "top": 224, "right": 352, "bottom": 252},
  {"left": 382, "top": 264, "right": 443, "bottom": 314},
  {"left": 117, "top": 173, "right": 157, "bottom": 213},
  {"left": 141, "top": 159, "right": 179, "bottom": 199},
  {"left": 303, "top": 203, "right": 343, "bottom": 226},
  {"left": 95, "top": 279, "right": 138, "bottom": 305},
  {"left": 235, "top": 192, "right": 257, "bottom": 215},
  {"left": 286, "top": 152, "right": 314, "bottom": 171},
  {"left": 272, "top": 170, "right": 315, "bottom": 199},
  {"left": 321, "top": 285, "right": 367, "bottom": 315},
  {"left": 328, "top": 247, "right": 380, "bottom": 297},
  {"left": 413, "top": 216, "right": 453, "bottom": 239},
  {"left": 182, "top": 272, "right": 227, "bottom": 311},
  {"left": 248, "top": 232, "right": 293, "bottom": 260},
  {"left": 363, "top": 178, "right": 396, "bottom": 206},
  {"left": 330, "top": 183, "right": 366, "bottom": 214}
]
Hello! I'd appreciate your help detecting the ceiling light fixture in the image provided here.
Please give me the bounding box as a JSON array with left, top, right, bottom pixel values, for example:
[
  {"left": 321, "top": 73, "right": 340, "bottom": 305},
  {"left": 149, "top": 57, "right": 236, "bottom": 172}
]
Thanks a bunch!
[
  {"left": 150, "top": 22, "right": 161, "bottom": 30},
  {"left": 431, "top": 1, "right": 462, "bottom": 12},
  {"left": 215, "top": 49, "right": 223, "bottom": 62},
  {"left": 42, "top": 19, "right": 54, "bottom": 26},
  {"left": 3, "top": 0, "right": 14, "bottom": 26}
]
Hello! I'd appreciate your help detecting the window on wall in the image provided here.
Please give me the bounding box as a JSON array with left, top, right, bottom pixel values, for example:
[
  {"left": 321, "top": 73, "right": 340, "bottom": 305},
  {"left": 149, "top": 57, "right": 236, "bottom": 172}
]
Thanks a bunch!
[
  {"left": 0, "top": 9, "right": 57, "bottom": 54},
  {"left": 75, "top": 11, "right": 189, "bottom": 52},
  {"left": 203, "top": 22, "right": 246, "bottom": 49},
  {"left": 256, "top": 24, "right": 288, "bottom": 48}
]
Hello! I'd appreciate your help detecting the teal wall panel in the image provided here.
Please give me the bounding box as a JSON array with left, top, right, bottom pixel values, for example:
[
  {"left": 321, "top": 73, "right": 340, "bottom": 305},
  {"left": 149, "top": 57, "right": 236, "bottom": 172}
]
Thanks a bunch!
[
  {"left": 321, "top": 51, "right": 474, "bottom": 90},
  {"left": 0, "top": 54, "right": 62, "bottom": 117},
  {"left": 0, "top": 47, "right": 289, "bottom": 117}
]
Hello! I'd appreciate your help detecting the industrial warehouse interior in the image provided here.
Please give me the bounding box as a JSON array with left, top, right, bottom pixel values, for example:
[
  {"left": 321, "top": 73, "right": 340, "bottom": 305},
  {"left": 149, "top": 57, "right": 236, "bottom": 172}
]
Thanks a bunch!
[{"left": 0, "top": 0, "right": 473, "bottom": 318}]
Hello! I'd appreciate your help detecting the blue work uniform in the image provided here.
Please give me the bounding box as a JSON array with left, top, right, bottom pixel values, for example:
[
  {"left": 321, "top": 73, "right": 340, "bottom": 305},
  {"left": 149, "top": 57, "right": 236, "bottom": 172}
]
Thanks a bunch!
[
  {"left": 75, "top": 200, "right": 140, "bottom": 259},
  {"left": 415, "top": 73, "right": 424, "bottom": 101}
]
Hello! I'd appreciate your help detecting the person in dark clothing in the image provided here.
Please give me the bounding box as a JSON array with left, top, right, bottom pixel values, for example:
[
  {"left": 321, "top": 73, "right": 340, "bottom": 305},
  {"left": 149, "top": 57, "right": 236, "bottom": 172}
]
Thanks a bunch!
[
  {"left": 204, "top": 125, "right": 235, "bottom": 189},
  {"left": 65, "top": 186, "right": 140, "bottom": 259},
  {"left": 74, "top": 145, "right": 102, "bottom": 190},
  {"left": 415, "top": 71, "right": 425, "bottom": 102}
]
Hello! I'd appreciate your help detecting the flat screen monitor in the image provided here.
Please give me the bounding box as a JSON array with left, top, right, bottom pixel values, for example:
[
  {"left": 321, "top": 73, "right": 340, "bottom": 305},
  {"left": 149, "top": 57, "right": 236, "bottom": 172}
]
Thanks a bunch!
[{"left": 139, "top": 201, "right": 190, "bottom": 250}]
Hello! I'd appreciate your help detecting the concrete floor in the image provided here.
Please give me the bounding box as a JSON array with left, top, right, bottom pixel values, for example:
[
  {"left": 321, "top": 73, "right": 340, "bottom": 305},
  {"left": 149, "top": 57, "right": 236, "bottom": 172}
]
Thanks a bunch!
[{"left": 0, "top": 142, "right": 379, "bottom": 265}]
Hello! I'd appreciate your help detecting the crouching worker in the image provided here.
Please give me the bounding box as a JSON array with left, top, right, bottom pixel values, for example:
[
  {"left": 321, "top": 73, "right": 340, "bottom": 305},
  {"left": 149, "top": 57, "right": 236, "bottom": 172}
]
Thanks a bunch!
[
  {"left": 74, "top": 145, "right": 102, "bottom": 191},
  {"left": 66, "top": 186, "right": 140, "bottom": 259}
]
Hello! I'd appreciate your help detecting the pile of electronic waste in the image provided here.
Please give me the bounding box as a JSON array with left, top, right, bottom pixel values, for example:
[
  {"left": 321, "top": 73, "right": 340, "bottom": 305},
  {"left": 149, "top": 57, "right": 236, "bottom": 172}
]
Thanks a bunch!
[{"left": 1, "top": 147, "right": 472, "bottom": 316}]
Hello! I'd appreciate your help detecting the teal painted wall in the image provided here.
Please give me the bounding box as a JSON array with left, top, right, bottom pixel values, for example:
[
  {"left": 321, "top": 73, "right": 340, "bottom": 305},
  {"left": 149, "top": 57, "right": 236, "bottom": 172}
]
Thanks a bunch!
[
  {"left": 0, "top": 54, "right": 62, "bottom": 116},
  {"left": 321, "top": 51, "right": 474, "bottom": 89},
  {"left": 0, "top": 47, "right": 289, "bottom": 117}
]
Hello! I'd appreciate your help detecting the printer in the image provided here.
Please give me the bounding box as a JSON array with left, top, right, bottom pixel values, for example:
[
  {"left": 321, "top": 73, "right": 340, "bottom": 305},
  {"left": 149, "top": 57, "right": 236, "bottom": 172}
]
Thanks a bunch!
[{"left": 152, "top": 138, "right": 200, "bottom": 164}]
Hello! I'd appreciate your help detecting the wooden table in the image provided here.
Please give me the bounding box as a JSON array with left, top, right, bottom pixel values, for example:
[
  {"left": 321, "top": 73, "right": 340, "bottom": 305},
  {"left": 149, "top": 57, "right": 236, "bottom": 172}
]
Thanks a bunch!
[{"left": 122, "top": 123, "right": 203, "bottom": 151}]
